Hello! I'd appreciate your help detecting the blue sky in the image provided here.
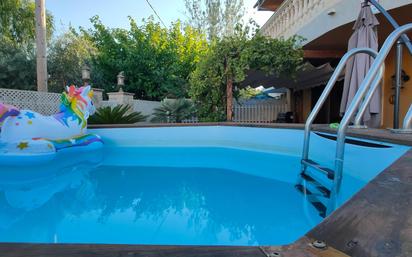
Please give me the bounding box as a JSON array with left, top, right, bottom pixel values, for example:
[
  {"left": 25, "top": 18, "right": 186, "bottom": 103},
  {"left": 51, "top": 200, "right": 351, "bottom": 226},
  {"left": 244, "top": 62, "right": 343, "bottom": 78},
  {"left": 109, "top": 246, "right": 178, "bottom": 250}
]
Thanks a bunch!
[{"left": 47, "top": 0, "right": 272, "bottom": 34}]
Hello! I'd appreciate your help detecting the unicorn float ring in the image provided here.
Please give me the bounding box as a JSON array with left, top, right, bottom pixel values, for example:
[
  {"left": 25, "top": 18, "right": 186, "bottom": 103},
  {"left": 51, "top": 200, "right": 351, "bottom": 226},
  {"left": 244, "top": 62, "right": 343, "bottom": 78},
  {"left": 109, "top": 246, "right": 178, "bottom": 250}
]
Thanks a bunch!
[{"left": 0, "top": 85, "right": 103, "bottom": 165}]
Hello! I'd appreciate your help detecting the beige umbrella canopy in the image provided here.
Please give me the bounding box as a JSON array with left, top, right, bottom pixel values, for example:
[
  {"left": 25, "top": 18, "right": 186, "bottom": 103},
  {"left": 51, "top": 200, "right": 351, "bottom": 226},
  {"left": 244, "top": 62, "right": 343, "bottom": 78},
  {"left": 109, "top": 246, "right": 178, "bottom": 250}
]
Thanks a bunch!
[{"left": 340, "top": 3, "right": 381, "bottom": 127}]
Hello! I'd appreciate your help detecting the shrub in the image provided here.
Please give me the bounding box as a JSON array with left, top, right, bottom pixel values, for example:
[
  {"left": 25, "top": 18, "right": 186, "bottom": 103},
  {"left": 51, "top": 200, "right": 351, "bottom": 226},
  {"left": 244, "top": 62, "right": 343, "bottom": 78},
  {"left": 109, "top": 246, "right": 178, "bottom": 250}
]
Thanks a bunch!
[
  {"left": 88, "top": 104, "right": 147, "bottom": 124},
  {"left": 151, "top": 99, "right": 195, "bottom": 123}
]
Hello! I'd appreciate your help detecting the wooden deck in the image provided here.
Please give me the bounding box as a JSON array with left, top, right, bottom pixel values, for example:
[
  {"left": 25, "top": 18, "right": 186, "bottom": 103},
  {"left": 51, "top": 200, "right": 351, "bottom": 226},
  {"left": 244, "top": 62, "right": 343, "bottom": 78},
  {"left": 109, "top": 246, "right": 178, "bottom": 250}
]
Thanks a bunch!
[
  {"left": 308, "top": 149, "right": 412, "bottom": 257},
  {"left": 0, "top": 244, "right": 267, "bottom": 257},
  {"left": 0, "top": 237, "right": 351, "bottom": 257},
  {"left": 2, "top": 123, "right": 411, "bottom": 257}
]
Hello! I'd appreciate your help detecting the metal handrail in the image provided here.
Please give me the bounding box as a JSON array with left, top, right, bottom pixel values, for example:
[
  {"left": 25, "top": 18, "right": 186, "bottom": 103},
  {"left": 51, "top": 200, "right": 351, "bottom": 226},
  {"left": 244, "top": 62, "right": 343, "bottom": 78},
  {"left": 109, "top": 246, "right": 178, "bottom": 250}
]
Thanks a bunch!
[
  {"left": 366, "top": 0, "right": 412, "bottom": 55},
  {"left": 302, "top": 47, "right": 379, "bottom": 161},
  {"left": 391, "top": 104, "right": 412, "bottom": 133},
  {"left": 331, "top": 24, "right": 412, "bottom": 213},
  {"left": 403, "top": 104, "right": 412, "bottom": 130}
]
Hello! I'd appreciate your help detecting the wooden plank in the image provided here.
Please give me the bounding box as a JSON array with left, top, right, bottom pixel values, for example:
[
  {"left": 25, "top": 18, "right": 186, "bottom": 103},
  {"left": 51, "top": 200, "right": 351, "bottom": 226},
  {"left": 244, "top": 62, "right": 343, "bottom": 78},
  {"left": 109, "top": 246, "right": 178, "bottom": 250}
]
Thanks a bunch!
[
  {"left": 307, "top": 149, "right": 412, "bottom": 257},
  {"left": 261, "top": 237, "right": 350, "bottom": 257},
  {"left": 304, "top": 50, "right": 345, "bottom": 59},
  {"left": 255, "top": 0, "right": 285, "bottom": 11},
  {"left": 0, "top": 244, "right": 266, "bottom": 257}
]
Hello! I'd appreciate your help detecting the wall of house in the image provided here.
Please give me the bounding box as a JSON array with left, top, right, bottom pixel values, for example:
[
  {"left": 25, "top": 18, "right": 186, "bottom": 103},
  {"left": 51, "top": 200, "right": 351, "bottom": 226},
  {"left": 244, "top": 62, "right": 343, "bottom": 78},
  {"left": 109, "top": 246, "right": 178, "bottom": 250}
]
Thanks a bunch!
[
  {"left": 260, "top": 0, "right": 411, "bottom": 42},
  {"left": 382, "top": 49, "right": 412, "bottom": 128},
  {"left": 302, "top": 88, "right": 312, "bottom": 121}
]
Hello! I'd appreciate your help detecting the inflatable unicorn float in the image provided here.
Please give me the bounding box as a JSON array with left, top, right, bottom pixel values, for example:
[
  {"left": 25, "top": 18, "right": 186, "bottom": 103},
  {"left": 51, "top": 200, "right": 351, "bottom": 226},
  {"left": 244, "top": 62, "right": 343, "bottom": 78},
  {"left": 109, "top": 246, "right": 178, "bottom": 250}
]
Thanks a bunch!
[{"left": 0, "top": 85, "right": 103, "bottom": 165}]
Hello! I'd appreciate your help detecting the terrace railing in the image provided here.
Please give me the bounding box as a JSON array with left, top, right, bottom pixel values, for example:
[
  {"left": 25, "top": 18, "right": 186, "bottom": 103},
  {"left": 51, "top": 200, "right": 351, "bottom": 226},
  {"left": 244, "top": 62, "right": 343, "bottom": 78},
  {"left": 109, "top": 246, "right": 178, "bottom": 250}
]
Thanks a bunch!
[
  {"left": 0, "top": 88, "right": 61, "bottom": 115},
  {"left": 233, "top": 102, "right": 288, "bottom": 123},
  {"left": 260, "top": 0, "right": 339, "bottom": 38}
]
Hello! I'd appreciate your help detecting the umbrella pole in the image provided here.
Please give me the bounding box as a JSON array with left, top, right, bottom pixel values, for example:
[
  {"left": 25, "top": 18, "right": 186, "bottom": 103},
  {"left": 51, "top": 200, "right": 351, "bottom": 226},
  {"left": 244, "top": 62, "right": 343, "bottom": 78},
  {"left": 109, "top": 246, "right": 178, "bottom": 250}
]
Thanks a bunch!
[{"left": 394, "top": 40, "right": 403, "bottom": 129}]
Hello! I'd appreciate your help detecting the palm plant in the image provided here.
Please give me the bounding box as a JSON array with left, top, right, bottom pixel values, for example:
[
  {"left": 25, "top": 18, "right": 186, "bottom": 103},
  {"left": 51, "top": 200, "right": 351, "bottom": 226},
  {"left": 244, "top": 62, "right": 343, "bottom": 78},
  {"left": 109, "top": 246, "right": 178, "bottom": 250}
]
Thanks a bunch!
[
  {"left": 151, "top": 99, "right": 196, "bottom": 123},
  {"left": 88, "top": 104, "right": 147, "bottom": 124}
]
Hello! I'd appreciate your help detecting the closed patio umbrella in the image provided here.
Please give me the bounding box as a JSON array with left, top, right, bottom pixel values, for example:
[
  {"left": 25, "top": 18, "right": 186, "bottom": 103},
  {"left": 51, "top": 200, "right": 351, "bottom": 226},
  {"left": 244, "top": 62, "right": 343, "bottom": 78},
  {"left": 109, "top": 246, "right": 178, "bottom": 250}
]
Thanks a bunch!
[{"left": 340, "top": 3, "right": 381, "bottom": 127}]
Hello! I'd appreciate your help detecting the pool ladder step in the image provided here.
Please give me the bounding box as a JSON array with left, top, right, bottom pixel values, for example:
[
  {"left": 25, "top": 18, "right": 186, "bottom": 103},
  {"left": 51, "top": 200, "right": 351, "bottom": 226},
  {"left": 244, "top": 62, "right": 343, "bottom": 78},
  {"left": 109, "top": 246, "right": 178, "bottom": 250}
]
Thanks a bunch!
[
  {"left": 299, "top": 173, "right": 331, "bottom": 197},
  {"left": 301, "top": 159, "right": 335, "bottom": 180},
  {"left": 296, "top": 159, "right": 335, "bottom": 218},
  {"left": 295, "top": 184, "right": 327, "bottom": 218}
]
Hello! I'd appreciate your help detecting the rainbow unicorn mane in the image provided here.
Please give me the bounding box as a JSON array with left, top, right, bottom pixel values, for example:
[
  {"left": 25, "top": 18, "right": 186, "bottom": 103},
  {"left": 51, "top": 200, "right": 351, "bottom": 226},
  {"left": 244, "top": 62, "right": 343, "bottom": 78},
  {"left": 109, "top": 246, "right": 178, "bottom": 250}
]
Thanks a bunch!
[
  {"left": 57, "top": 85, "right": 94, "bottom": 129},
  {"left": 0, "top": 104, "right": 20, "bottom": 128}
]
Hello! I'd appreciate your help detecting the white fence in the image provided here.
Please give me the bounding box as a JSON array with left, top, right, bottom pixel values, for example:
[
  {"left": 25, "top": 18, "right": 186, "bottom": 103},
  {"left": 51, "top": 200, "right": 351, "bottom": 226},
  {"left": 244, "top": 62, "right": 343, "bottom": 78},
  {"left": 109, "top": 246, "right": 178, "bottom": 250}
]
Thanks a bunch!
[
  {"left": 0, "top": 88, "right": 178, "bottom": 123},
  {"left": 233, "top": 102, "right": 289, "bottom": 123},
  {"left": 1, "top": 88, "right": 289, "bottom": 123},
  {"left": 0, "top": 88, "right": 61, "bottom": 115}
]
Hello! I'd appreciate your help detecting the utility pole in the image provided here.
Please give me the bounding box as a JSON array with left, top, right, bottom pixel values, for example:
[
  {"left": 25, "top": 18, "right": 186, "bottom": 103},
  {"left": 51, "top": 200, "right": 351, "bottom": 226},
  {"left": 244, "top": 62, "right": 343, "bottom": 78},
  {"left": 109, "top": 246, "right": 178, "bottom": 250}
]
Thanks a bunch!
[
  {"left": 226, "top": 77, "right": 233, "bottom": 121},
  {"left": 35, "top": 0, "right": 48, "bottom": 92}
]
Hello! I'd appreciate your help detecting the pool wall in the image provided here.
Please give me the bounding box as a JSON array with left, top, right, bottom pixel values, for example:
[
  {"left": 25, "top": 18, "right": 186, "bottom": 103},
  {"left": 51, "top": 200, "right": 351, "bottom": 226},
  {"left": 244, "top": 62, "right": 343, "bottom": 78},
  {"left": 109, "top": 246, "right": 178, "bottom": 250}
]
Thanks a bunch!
[
  {"left": 1, "top": 123, "right": 411, "bottom": 257},
  {"left": 91, "top": 126, "right": 410, "bottom": 197}
]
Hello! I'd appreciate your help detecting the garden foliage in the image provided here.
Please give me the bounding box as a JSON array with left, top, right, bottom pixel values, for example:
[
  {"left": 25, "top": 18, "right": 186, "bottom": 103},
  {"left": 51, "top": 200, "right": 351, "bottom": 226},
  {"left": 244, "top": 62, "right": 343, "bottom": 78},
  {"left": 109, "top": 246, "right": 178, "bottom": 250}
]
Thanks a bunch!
[
  {"left": 0, "top": 0, "right": 53, "bottom": 90},
  {"left": 151, "top": 99, "right": 196, "bottom": 123},
  {"left": 83, "top": 17, "right": 208, "bottom": 100},
  {"left": 88, "top": 104, "right": 147, "bottom": 124},
  {"left": 1, "top": 2, "right": 303, "bottom": 123},
  {"left": 189, "top": 26, "right": 303, "bottom": 121}
]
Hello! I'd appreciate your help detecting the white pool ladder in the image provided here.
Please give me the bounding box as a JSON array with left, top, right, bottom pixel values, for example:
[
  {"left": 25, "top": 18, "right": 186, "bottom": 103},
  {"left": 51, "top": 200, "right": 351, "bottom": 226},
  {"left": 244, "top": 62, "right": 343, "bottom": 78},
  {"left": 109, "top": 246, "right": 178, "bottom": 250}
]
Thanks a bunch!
[
  {"left": 296, "top": 24, "right": 412, "bottom": 217},
  {"left": 295, "top": 47, "right": 381, "bottom": 217}
]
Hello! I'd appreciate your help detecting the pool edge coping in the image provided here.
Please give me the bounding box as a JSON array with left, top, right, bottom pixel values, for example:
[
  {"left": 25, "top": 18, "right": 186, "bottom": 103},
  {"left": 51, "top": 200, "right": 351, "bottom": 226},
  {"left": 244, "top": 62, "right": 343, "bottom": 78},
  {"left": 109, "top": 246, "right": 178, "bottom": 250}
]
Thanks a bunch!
[{"left": 88, "top": 122, "right": 412, "bottom": 146}]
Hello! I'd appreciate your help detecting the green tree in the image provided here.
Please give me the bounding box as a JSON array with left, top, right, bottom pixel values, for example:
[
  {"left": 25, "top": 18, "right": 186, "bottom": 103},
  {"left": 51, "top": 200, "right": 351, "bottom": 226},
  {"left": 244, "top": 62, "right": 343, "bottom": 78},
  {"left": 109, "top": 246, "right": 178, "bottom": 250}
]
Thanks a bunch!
[
  {"left": 0, "top": 0, "right": 54, "bottom": 46},
  {"left": 0, "top": 0, "right": 54, "bottom": 90},
  {"left": 48, "top": 30, "right": 97, "bottom": 92},
  {"left": 189, "top": 26, "right": 303, "bottom": 121},
  {"left": 84, "top": 16, "right": 208, "bottom": 100},
  {"left": 184, "top": 0, "right": 245, "bottom": 40},
  {"left": 151, "top": 99, "right": 195, "bottom": 123},
  {"left": 0, "top": 38, "right": 36, "bottom": 90},
  {"left": 239, "top": 86, "right": 259, "bottom": 99}
]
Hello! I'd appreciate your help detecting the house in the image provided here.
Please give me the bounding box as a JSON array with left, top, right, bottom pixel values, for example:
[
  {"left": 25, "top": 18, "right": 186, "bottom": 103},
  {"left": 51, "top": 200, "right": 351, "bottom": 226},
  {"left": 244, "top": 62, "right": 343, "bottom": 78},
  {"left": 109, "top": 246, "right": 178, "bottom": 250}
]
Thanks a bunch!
[{"left": 253, "top": 0, "right": 412, "bottom": 127}]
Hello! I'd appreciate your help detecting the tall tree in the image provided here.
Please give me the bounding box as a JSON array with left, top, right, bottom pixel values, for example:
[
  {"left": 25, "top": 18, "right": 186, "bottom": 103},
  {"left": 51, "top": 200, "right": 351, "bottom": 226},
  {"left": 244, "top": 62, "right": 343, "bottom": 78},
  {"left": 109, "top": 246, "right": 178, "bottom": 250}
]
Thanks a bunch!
[
  {"left": 0, "top": 0, "right": 53, "bottom": 90},
  {"left": 84, "top": 16, "right": 208, "bottom": 100},
  {"left": 184, "top": 0, "right": 245, "bottom": 40},
  {"left": 0, "top": 39, "right": 36, "bottom": 90},
  {"left": 48, "top": 30, "right": 97, "bottom": 92},
  {"left": 0, "top": 0, "right": 53, "bottom": 46}
]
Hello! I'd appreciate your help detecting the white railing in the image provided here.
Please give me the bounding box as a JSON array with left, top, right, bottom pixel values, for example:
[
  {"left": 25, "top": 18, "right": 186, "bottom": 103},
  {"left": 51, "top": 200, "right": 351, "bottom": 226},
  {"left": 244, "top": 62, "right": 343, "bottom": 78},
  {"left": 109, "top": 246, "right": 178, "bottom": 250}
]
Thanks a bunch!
[
  {"left": 233, "top": 102, "right": 289, "bottom": 123},
  {"left": 260, "top": 0, "right": 409, "bottom": 40},
  {"left": 260, "top": 0, "right": 337, "bottom": 38},
  {"left": 0, "top": 88, "right": 198, "bottom": 123},
  {"left": 0, "top": 88, "right": 61, "bottom": 115},
  {"left": 1, "top": 88, "right": 288, "bottom": 123},
  {"left": 181, "top": 117, "right": 199, "bottom": 123}
]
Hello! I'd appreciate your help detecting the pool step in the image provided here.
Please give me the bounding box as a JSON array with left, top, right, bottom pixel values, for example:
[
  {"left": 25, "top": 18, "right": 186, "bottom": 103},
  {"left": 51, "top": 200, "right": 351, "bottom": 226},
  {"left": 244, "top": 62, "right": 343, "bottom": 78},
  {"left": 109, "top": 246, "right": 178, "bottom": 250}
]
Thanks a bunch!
[
  {"left": 301, "top": 159, "right": 335, "bottom": 180},
  {"left": 300, "top": 173, "right": 331, "bottom": 198},
  {"left": 297, "top": 159, "right": 335, "bottom": 217},
  {"left": 295, "top": 184, "right": 327, "bottom": 218}
]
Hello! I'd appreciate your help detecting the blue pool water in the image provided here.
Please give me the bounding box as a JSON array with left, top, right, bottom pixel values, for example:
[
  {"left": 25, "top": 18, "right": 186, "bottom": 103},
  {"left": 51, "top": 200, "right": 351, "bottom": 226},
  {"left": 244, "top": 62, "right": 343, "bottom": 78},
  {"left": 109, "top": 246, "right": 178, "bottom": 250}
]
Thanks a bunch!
[{"left": 0, "top": 126, "right": 409, "bottom": 245}]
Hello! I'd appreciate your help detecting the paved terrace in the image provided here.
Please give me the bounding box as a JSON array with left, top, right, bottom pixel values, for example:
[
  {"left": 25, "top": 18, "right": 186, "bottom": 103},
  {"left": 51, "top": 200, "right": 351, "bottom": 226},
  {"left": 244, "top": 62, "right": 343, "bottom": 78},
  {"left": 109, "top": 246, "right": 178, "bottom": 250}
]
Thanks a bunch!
[{"left": 2, "top": 123, "right": 411, "bottom": 257}]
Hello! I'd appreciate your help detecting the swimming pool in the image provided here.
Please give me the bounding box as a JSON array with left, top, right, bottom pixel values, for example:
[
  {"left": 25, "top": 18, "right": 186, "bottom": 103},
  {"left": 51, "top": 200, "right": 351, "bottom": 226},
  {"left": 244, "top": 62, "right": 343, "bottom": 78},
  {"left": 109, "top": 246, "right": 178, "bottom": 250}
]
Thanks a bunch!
[{"left": 0, "top": 126, "right": 409, "bottom": 246}]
